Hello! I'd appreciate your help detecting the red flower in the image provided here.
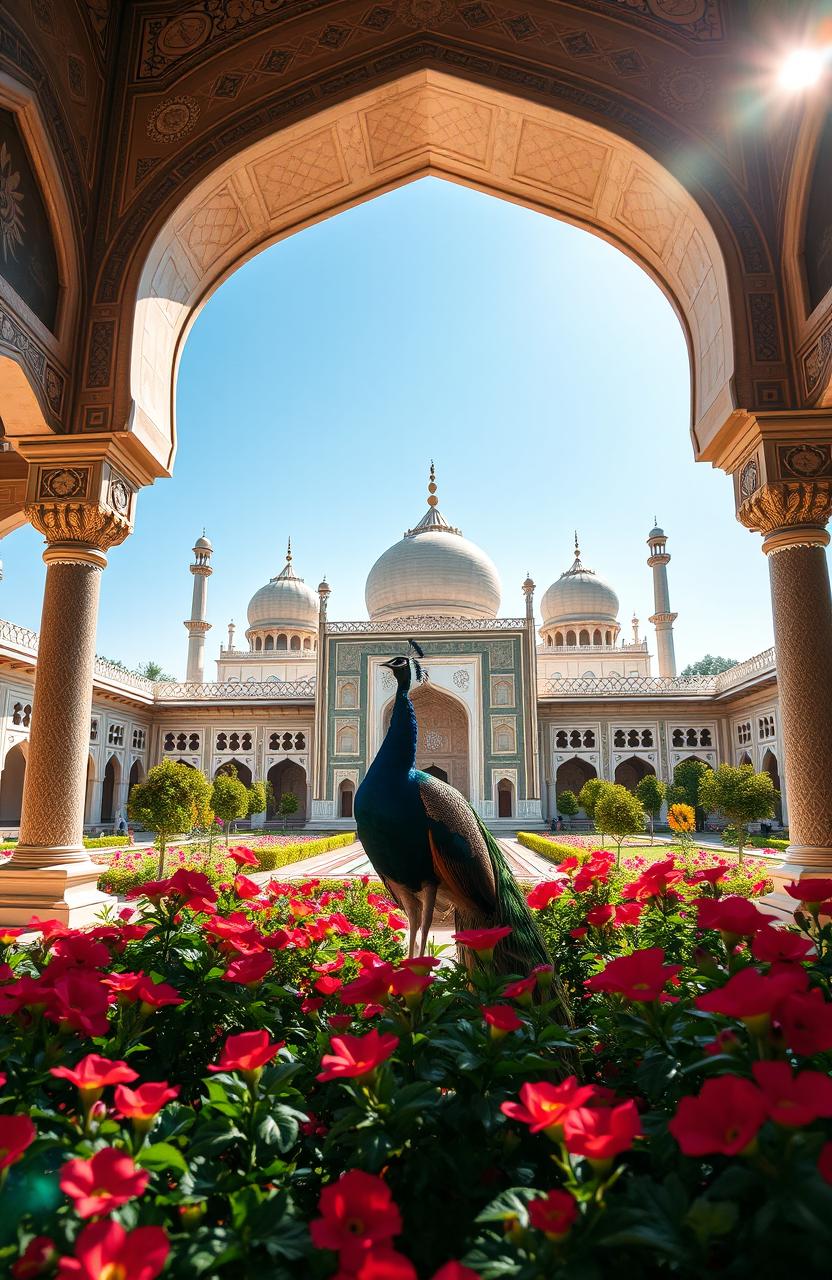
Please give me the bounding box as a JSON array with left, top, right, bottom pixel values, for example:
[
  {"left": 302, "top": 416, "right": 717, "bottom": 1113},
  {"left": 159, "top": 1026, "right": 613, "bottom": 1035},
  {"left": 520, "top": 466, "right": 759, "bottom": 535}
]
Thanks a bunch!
[
  {"left": 60, "top": 1147, "right": 149, "bottom": 1218},
  {"left": 51, "top": 1054, "right": 138, "bottom": 1103},
  {"left": 502, "top": 975, "right": 537, "bottom": 1005},
  {"left": 585, "top": 948, "right": 681, "bottom": 1003},
  {"left": 527, "top": 1188, "right": 578, "bottom": 1240},
  {"left": 695, "top": 967, "right": 805, "bottom": 1032},
  {"left": 209, "top": 1029, "right": 283, "bottom": 1075},
  {"left": 500, "top": 1077, "right": 597, "bottom": 1139},
  {"left": 527, "top": 882, "right": 564, "bottom": 910},
  {"left": 0, "top": 1114, "right": 35, "bottom": 1169},
  {"left": 563, "top": 1099, "right": 641, "bottom": 1164},
  {"left": 777, "top": 988, "right": 832, "bottom": 1055},
  {"left": 233, "top": 874, "right": 261, "bottom": 901},
  {"left": 752, "top": 1061, "right": 832, "bottom": 1127},
  {"left": 222, "top": 949, "right": 273, "bottom": 985},
  {"left": 586, "top": 904, "right": 614, "bottom": 928},
  {"left": 431, "top": 1266, "right": 481, "bottom": 1280},
  {"left": 752, "top": 925, "right": 813, "bottom": 964},
  {"left": 55, "top": 1220, "right": 168, "bottom": 1280},
  {"left": 688, "top": 863, "right": 730, "bottom": 886},
  {"left": 819, "top": 1142, "right": 832, "bottom": 1186},
  {"left": 48, "top": 970, "right": 111, "bottom": 1038},
  {"left": 168, "top": 868, "right": 217, "bottom": 908},
  {"left": 12, "top": 1236, "right": 56, "bottom": 1278},
  {"left": 453, "top": 926, "right": 512, "bottom": 957},
  {"left": 328, "top": 1014, "right": 353, "bottom": 1032},
  {"left": 669, "top": 1075, "right": 768, "bottom": 1156},
  {"left": 133, "top": 976, "right": 183, "bottom": 1011},
  {"left": 114, "top": 1081, "right": 180, "bottom": 1126},
  {"left": 348, "top": 1250, "right": 417, "bottom": 1280},
  {"left": 623, "top": 858, "right": 684, "bottom": 902},
  {"left": 696, "top": 896, "right": 775, "bottom": 937},
  {"left": 317, "top": 1030, "right": 399, "bottom": 1082},
  {"left": 338, "top": 964, "right": 395, "bottom": 1006},
  {"left": 229, "top": 846, "right": 259, "bottom": 868},
  {"left": 614, "top": 902, "right": 643, "bottom": 927},
  {"left": 315, "top": 974, "right": 344, "bottom": 997},
  {"left": 784, "top": 878, "right": 832, "bottom": 908},
  {"left": 482, "top": 1004, "right": 522, "bottom": 1036},
  {"left": 310, "top": 1169, "right": 402, "bottom": 1268},
  {"left": 573, "top": 852, "right": 614, "bottom": 893},
  {"left": 389, "top": 968, "right": 432, "bottom": 1005}
]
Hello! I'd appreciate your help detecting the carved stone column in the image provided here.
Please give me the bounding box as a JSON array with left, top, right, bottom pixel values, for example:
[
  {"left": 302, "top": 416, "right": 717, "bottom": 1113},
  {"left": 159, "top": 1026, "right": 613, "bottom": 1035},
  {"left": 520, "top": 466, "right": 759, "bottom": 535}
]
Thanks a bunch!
[
  {"left": 733, "top": 432, "right": 832, "bottom": 875},
  {"left": 0, "top": 452, "right": 136, "bottom": 926}
]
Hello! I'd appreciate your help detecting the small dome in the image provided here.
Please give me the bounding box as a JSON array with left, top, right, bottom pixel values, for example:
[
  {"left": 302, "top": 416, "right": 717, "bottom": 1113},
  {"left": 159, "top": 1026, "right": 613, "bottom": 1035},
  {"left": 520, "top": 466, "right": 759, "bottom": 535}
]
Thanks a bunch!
[
  {"left": 365, "top": 466, "right": 501, "bottom": 621},
  {"left": 247, "top": 542, "right": 318, "bottom": 632},
  {"left": 541, "top": 538, "right": 619, "bottom": 629},
  {"left": 648, "top": 524, "right": 665, "bottom": 539},
  {"left": 194, "top": 532, "right": 212, "bottom": 551}
]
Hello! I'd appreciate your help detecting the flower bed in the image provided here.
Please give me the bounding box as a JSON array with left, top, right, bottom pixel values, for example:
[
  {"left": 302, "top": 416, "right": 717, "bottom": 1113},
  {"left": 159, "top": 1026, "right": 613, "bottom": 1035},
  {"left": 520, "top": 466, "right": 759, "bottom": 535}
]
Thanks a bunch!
[
  {"left": 97, "top": 833, "right": 356, "bottom": 895},
  {"left": 2, "top": 853, "right": 832, "bottom": 1278}
]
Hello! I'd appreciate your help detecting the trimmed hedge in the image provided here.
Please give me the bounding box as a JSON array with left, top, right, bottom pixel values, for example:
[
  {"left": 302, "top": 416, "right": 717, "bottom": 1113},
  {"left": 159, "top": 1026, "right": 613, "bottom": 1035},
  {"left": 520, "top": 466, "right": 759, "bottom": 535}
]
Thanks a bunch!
[
  {"left": 516, "top": 832, "right": 585, "bottom": 863},
  {"left": 253, "top": 830, "right": 356, "bottom": 871},
  {"left": 0, "top": 834, "right": 126, "bottom": 851}
]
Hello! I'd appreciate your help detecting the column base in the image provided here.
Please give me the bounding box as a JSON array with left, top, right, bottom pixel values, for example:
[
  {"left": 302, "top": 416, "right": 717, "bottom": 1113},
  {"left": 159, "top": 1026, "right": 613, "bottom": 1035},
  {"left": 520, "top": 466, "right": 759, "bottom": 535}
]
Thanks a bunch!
[
  {"left": 0, "top": 854, "right": 113, "bottom": 928},
  {"left": 755, "top": 845, "right": 832, "bottom": 920}
]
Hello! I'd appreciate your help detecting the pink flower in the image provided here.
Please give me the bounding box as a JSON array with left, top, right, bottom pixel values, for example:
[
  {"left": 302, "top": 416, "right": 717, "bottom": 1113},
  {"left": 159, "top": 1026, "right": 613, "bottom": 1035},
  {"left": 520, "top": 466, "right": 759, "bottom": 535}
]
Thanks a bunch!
[{"left": 60, "top": 1148, "right": 149, "bottom": 1218}]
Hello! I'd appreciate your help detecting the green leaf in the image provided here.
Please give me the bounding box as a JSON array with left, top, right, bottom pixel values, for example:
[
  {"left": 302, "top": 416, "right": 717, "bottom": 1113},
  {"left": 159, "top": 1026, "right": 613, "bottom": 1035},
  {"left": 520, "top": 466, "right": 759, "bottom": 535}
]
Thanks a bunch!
[{"left": 137, "top": 1141, "right": 188, "bottom": 1175}]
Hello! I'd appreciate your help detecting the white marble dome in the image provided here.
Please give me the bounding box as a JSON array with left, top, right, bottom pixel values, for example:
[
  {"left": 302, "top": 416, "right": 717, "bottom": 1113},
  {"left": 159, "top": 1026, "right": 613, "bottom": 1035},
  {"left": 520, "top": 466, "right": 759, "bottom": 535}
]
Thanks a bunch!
[
  {"left": 247, "top": 546, "right": 318, "bottom": 631},
  {"left": 541, "top": 542, "right": 619, "bottom": 628},
  {"left": 365, "top": 472, "right": 501, "bottom": 621}
]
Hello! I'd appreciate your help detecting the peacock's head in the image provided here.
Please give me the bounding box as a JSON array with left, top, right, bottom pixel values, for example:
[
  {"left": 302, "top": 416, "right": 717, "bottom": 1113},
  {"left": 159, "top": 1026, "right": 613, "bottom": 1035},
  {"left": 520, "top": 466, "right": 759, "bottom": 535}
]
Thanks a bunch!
[{"left": 382, "top": 639, "right": 427, "bottom": 693}]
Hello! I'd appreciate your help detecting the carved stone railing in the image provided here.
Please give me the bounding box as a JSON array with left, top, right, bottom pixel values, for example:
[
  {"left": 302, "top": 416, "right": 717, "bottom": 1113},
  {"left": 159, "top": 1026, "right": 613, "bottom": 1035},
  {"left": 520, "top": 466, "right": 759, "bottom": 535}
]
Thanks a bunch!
[
  {"left": 0, "top": 617, "right": 154, "bottom": 694},
  {"left": 327, "top": 616, "right": 527, "bottom": 633},
  {"left": 541, "top": 673, "right": 718, "bottom": 698},
  {"left": 537, "top": 642, "right": 649, "bottom": 655},
  {"left": 713, "top": 648, "right": 776, "bottom": 693},
  {"left": 0, "top": 618, "right": 38, "bottom": 651},
  {"left": 154, "top": 678, "right": 317, "bottom": 701}
]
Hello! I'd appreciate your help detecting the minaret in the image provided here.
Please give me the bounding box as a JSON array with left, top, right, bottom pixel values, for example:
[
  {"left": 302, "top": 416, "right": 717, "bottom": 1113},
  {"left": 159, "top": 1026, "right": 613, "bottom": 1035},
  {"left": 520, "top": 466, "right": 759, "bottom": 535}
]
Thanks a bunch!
[
  {"left": 647, "top": 521, "right": 677, "bottom": 677},
  {"left": 631, "top": 612, "right": 640, "bottom": 645},
  {"left": 184, "top": 532, "right": 212, "bottom": 683},
  {"left": 227, "top": 619, "right": 236, "bottom": 652}
]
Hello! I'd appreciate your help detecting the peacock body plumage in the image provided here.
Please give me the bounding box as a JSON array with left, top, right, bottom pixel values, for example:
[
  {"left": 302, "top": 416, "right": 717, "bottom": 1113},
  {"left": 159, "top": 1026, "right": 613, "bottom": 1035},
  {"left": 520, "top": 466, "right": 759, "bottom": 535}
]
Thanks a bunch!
[{"left": 355, "top": 645, "right": 566, "bottom": 1003}]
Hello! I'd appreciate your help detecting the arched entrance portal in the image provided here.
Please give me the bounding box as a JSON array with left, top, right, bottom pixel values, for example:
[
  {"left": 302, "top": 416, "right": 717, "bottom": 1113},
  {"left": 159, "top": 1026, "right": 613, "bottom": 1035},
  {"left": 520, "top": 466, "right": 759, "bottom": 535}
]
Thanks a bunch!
[
  {"left": 761, "top": 749, "right": 783, "bottom": 825},
  {"left": 100, "top": 755, "right": 121, "bottom": 825},
  {"left": 556, "top": 757, "right": 596, "bottom": 807},
  {"left": 268, "top": 760, "right": 307, "bottom": 825},
  {"left": 215, "top": 759, "right": 252, "bottom": 787},
  {"left": 0, "top": 745, "right": 26, "bottom": 825},
  {"left": 497, "top": 778, "right": 514, "bottom": 819},
  {"left": 338, "top": 779, "right": 354, "bottom": 820},
  {"left": 128, "top": 760, "right": 144, "bottom": 804},
  {"left": 384, "top": 685, "right": 470, "bottom": 799},
  {"left": 614, "top": 756, "right": 656, "bottom": 793}
]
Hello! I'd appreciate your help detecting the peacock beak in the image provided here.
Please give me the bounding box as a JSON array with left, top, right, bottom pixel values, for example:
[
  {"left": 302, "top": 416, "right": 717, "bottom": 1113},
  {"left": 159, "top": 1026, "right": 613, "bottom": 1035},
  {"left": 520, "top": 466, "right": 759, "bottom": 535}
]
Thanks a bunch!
[{"left": 381, "top": 660, "right": 396, "bottom": 669}]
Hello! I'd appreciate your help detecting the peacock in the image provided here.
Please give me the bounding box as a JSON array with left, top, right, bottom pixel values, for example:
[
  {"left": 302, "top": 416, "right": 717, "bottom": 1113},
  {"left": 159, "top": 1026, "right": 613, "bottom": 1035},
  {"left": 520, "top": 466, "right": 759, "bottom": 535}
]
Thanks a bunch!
[{"left": 355, "top": 641, "right": 570, "bottom": 1014}]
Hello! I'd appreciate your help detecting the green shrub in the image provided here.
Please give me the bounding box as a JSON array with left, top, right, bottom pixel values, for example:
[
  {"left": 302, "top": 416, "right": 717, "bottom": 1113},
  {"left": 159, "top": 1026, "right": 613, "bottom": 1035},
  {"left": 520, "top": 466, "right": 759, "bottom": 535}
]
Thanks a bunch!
[
  {"left": 254, "top": 831, "right": 355, "bottom": 871},
  {"left": 516, "top": 832, "right": 588, "bottom": 863}
]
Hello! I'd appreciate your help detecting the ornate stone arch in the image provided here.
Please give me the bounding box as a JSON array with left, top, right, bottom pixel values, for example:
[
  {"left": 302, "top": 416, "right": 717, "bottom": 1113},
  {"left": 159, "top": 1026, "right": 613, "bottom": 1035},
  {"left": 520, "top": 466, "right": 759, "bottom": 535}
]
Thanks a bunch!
[{"left": 122, "top": 71, "right": 739, "bottom": 476}]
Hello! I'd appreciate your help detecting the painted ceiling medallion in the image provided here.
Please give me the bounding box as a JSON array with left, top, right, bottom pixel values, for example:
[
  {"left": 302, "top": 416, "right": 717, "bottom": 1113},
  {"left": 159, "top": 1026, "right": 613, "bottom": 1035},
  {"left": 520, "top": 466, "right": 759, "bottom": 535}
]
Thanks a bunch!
[
  {"left": 782, "top": 445, "right": 828, "bottom": 478},
  {"left": 739, "top": 458, "right": 758, "bottom": 501},
  {"left": 40, "top": 467, "right": 87, "bottom": 500},
  {"left": 156, "top": 12, "right": 212, "bottom": 58},
  {"left": 146, "top": 96, "right": 201, "bottom": 144}
]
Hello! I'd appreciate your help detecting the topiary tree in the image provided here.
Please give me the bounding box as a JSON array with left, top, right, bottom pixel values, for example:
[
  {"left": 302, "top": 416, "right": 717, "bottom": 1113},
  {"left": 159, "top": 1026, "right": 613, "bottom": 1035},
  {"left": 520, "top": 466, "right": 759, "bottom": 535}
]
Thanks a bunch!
[
  {"left": 212, "top": 772, "right": 249, "bottom": 844},
  {"left": 248, "top": 780, "right": 267, "bottom": 819},
  {"left": 635, "top": 775, "right": 666, "bottom": 843},
  {"left": 594, "top": 783, "right": 645, "bottom": 865},
  {"left": 127, "top": 760, "right": 212, "bottom": 875},
  {"left": 278, "top": 790, "right": 300, "bottom": 832},
  {"left": 557, "top": 790, "right": 579, "bottom": 828},
  {"left": 577, "top": 776, "right": 606, "bottom": 822},
  {"left": 668, "top": 759, "right": 710, "bottom": 831},
  {"left": 698, "top": 763, "right": 777, "bottom": 863}
]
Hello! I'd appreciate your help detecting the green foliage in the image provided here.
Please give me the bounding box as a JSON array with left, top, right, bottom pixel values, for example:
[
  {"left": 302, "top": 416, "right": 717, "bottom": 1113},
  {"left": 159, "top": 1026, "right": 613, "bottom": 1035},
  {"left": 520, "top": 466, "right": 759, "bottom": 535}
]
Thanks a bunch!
[
  {"left": 516, "top": 832, "right": 588, "bottom": 863},
  {"left": 594, "top": 783, "right": 645, "bottom": 863},
  {"left": 247, "top": 780, "right": 267, "bottom": 817},
  {"left": 698, "top": 763, "right": 778, "bottom": 861},
  {"left": 1, "top": 835, "right": 125, "bottom": 851},
  {"left": 556, "top": 789, "right": 579, "bottom": 818},
  {"left": 137, "top": 659, "right": 175, "bottom": 680},
  {"left": 680, "top": 654, "right": 737, "bottom": 677},
  {"left": 211, "top": 773, "right": 250, "bottom": 842},
  {"left": 667, "top": 758, "right": 710, "bottom": 826},
  {"left": 127, "top": 760, "right": 213, "bottom": 868},
  {"left": 578, "top": 775, "right": 606, "bottom": 819},
  {"left": 635, "top": 775, "right": 666, "bottom": 841},
  {"left": 253, "top": 831, "right": 355, "bottom": 873},
  {"left": 278, "top": 790, "right": 300, "bottom": 830}
]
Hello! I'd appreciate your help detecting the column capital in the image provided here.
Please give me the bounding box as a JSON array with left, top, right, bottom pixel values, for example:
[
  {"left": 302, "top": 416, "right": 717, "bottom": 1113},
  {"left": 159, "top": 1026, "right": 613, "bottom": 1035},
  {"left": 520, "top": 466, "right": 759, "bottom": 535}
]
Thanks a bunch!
[
  {"left": 21, "top": 438, "right": 138, "bottom": 554},
  {"left": 737, "top": 480, "right": 832, "bottom": 552}
]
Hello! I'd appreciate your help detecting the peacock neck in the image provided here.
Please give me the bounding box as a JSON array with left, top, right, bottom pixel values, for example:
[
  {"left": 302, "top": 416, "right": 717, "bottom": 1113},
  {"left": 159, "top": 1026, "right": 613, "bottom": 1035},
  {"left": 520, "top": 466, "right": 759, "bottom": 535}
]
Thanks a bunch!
[{"left": 376, "top": 686, "right": 417, "bottom": 774}]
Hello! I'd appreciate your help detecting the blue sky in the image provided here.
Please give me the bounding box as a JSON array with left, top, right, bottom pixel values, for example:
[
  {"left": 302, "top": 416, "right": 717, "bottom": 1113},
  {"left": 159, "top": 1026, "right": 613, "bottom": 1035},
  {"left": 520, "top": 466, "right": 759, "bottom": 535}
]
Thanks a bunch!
[{"left": 4, "top": 176, "right": 806, "bottom": 679}]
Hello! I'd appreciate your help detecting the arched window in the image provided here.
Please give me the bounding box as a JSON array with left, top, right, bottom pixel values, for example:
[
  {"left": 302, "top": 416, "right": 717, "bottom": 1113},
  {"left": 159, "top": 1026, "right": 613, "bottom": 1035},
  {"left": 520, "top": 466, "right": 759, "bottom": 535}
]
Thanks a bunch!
[
  {"left": 555, "top": 730, "right": 568, "bottom": 749},
  {"left": 494, "top": 725, "right": 514, "bottom": 753},
  {"left": 337, "top": 725, "right": 357, "bottom": 754},
  {"left": 255, "top": 636, "right": 262, "bottom": 651},
  {"left": 555, "top": 633, "right": 564, "bottom": 648},
  {"left": 339, "top": 682, "right": 357, "bottom": 709},
  {"left": 303, "top": 637, "right": 311, "bottom": 650},
  {"left": 497, "top": 778, "right": 514, "bottom": 819},
  {"left": 264, "top": 635, "right": 274, "bottom": 651},
  {"left": 605, "top": 630, "right": 612, "bottom": 645},
  {"left": 593, "top": 629, "right": 602, "bottom": 645},
  {"left": 566, "top": 630, "right": 576, "bottom": 646},
  {"left": 276, "top": 634, "right": 288, "bottom": 650},
  {"left": 579, "top": 629, "right": 590, "bottom": 646},
  {"left": 546, "top": 635, "right": 552, "bottom": 646},
  {"left": 493, "top": 680, "right": 512, "bottom": 707},
  {"left": 290, "top": 635, "right": 301, "bottom": 651},
  {"left": 582, "top": 670, "right": 596, "bottom": 678}
]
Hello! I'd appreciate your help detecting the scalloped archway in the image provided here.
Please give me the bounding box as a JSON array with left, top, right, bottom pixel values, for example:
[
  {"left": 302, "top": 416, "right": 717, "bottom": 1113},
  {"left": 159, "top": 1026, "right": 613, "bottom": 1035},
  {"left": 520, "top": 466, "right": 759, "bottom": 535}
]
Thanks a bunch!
[{"left": 129, "top": 69, "right": 736, "bottom": 476}]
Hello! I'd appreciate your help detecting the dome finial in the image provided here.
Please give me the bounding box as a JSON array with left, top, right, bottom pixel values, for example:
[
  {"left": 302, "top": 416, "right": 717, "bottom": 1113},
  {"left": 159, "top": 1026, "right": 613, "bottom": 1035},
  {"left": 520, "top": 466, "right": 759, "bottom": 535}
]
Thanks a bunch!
[
  {"left": 427, "top": 460, "right": 438, "bottom": 508},
  {"left": 286, "top": 536, "right": 292, "bottom": 564},
  {"left": 574, "top": 530, "right": 580, "bottom": 559}
]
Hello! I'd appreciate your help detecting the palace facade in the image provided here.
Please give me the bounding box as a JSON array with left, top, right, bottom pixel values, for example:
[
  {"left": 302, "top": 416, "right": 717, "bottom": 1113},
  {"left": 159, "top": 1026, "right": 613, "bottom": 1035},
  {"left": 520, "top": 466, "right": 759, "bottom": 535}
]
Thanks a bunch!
[{"left": 0, "top": 472, "right": 784, "bottom": 836}]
